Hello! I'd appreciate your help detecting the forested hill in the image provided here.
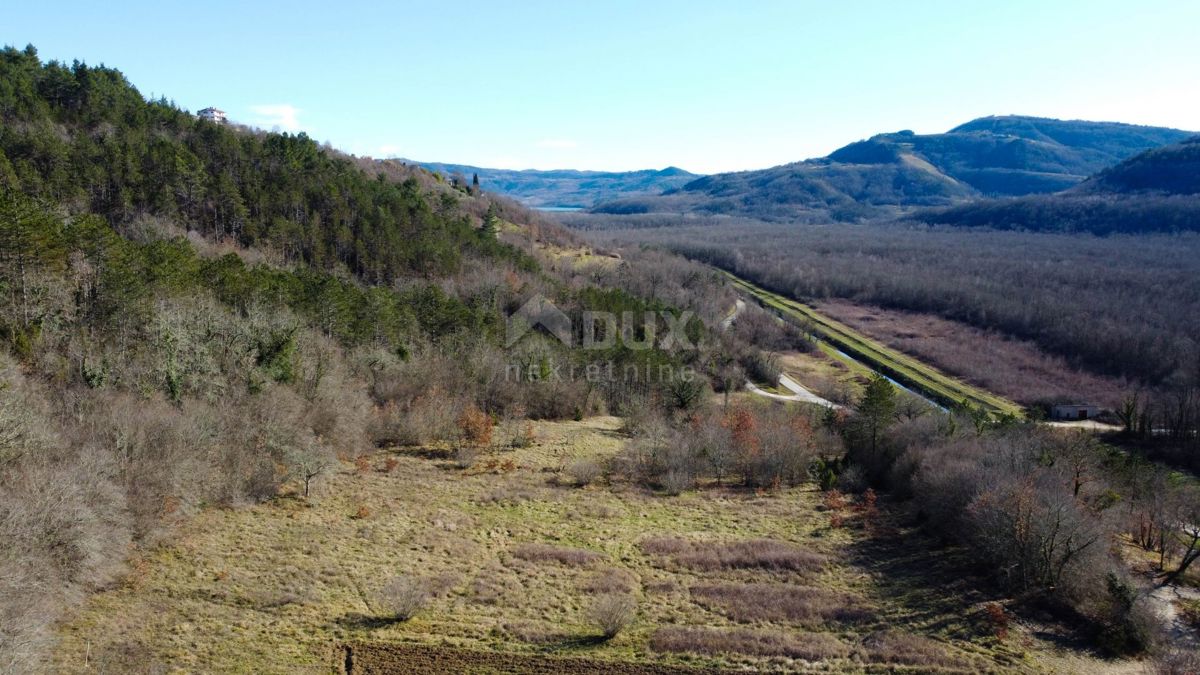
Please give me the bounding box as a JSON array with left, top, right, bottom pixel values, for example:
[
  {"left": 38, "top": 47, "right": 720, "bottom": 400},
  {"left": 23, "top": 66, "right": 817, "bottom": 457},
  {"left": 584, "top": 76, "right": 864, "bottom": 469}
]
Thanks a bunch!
[
  {"left": 0, "top": 45, "right": 736, "bottom": 669},
  {"left": 1076, "top": 136, "right": 1200, "bottom": 195},
  {"left": 412, "top": 161, "right": 698, "bottom": 209},
  {"left": 0, "top": 45, "right": 545, "bottom": 285},
  {"left": 917, "top": 136, "right": 1200, "bottom": 234},
  {"left": 590, "top": 115, "right": 1194, "bottom": 221}
]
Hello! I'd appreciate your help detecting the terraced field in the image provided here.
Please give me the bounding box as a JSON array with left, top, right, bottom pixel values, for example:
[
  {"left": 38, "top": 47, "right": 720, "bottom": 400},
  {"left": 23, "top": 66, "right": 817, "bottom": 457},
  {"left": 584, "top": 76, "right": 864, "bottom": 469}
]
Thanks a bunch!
[{"left": 724, "top": 273, "right": 1025, "bottom": 417}]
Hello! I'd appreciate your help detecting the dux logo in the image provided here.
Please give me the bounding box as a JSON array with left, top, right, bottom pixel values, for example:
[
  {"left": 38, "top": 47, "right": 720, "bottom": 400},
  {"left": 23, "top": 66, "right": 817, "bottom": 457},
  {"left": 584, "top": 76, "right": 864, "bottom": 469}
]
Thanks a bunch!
[
  {"left": 506, "top": 294, "right": 695, "bottom": 351},
  {"left": 506, "top": 294, "right": 573, "bottom": 347}
]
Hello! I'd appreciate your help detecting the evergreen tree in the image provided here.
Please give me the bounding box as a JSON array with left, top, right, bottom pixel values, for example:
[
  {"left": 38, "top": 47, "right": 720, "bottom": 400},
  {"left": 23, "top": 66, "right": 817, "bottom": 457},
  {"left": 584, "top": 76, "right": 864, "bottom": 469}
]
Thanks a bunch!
[
  {"left": 0, "top": 190, "right": 65, "bottom": 329},
  {"left": 849, "top": 374, "right": 897, "bottom": 474},
  {"left": 482, "top": 202, "right": 500, "bottom": 239}
]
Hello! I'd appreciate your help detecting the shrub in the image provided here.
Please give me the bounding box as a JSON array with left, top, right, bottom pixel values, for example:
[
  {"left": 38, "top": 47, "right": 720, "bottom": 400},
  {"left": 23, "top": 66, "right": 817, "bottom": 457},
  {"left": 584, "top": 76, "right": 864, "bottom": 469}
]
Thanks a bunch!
[
  {"left": 510, "top": 421, "right": 536, "bottom": 448},
  {"left": 511, "top": 543, "right": 604, "bottom": 566},
  {"left": 378, "top": 575, "right": 430, "bottom": 621},
  {"left": 457, "top": 405, "right": 493, "bottom": 447},
  {"left": 565, "top": 457, "right": 603, "bottom": 487},
  {"left": 661, "top": 469, "right": 693, "bottom": 496},
  {"left": 836, "top": 464, "right": 867, "bottom": 493},
  {"left": 1095, "top": 573, "right": 1160, "bottom": 655},
  {"left": 354, "top": 455, "right": 371, "bottom": 475},
  {"left": 983, "top": 602, "right": 1009, "bottom": 640},
  {"left": 369, "top": 389, "right": 463, "bottom": 447},
  {"left": 454, "top": 444, "right": 480, "bottom": 469},
  {"left": 589, "top": 593, "right": 636, "bottom": 639}
]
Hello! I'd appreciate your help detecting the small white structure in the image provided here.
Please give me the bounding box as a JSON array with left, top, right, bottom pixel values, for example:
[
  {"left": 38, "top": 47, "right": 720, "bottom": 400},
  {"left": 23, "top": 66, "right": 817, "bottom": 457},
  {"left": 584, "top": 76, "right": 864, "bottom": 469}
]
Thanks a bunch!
[
  {"left": 198, "top": 107, "right": 227, "bottom": 124},
  {"left": 1051, "top": 403, "right": 1101, "bottom": 421}
]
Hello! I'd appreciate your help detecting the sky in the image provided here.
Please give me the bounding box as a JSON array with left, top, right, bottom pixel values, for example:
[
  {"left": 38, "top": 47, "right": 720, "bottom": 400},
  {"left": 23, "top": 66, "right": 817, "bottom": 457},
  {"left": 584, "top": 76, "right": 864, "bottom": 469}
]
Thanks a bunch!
[{"left": 5, "top": 0, "right": 1198, "bottom": 174}]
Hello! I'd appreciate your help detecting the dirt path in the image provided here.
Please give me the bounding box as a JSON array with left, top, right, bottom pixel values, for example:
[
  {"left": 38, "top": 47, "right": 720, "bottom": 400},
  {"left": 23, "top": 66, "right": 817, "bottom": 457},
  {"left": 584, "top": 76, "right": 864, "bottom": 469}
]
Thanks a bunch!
[
  {"left": 1146, "top": 583, "right": 1200, "bottom": 647},
  {"left": 746, "top": 373, "right": 843, "bottom": 409},
  {"left": 720, "top": 298, "right": 745, "bottom": 330},
  {"left": 723, "top": 299, "right": 842, "bottom": 408}
]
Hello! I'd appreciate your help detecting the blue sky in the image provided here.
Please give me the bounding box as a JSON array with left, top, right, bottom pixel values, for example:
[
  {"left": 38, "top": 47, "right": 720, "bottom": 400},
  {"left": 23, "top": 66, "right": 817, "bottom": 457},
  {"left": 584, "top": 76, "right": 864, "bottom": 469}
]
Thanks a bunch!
[{"left": 5, "top": 0, "right": 1198, "bottom": 173}]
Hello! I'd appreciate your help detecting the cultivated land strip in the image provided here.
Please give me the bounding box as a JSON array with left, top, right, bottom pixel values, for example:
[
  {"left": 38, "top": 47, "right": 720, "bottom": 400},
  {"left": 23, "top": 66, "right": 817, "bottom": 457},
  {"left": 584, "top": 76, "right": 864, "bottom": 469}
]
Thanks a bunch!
[{"left": 722, "top": 271, "right": 1024, "bottom": 417}]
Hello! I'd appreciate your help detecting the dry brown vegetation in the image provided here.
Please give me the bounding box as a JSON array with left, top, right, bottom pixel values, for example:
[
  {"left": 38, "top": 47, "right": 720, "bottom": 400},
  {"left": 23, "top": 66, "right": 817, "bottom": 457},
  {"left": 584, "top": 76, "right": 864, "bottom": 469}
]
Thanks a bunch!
[
  {"left": 640, "top": 538, "right": 827, "bottom": 574},
  {"left": 814, "top": 299, "right": 1131, "bottom": 409},
  {"left": 43, "top": 417, "right": 1077, "bottom": 673},
  {"left": 512, "top": 543, "right": 606, "bottom": 567},
  {"left": 689, "top": 583, "right": 874, "bottom": 626},
  {"left": 649, "top": 626, "right": 853, "bottom": 662}
]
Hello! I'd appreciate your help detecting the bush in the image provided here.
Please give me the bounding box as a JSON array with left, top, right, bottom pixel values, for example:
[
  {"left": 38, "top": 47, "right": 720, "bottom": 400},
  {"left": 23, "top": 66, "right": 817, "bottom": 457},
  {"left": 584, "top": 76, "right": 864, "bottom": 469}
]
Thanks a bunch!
[
  {"left": 454, "top": 444, "right": 480, "bottom": 469},
  {"left": 836, "top": 463, "right": 868, "bottom": 494},
  {"left": 1095, "top": 573, "right": 1160, "bottom": 655},
  {"left": 457, "top": 405, "right": 493, "bottom": 447},
  {"left": 378, "top": 575, "right": 430, "bottom": 621},
  {"left": 661, "top": 469, "right": 693, "bottom": 496},
  {"left": 565, "top": 457, "right": 603, "bottom": 487},
  {"left": 589, "top": 593, "right": 636, "bottom": 639}
]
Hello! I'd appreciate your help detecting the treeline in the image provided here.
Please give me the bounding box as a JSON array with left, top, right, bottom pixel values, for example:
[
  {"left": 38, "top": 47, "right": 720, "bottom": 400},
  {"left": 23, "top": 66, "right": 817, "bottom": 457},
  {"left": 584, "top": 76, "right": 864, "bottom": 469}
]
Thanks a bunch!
[
  {"left": 917, "top": 193, "right": 1200, "bottom": 236},
  {"left": 0, "top": 45, "right": 533, "bottom": 282}
]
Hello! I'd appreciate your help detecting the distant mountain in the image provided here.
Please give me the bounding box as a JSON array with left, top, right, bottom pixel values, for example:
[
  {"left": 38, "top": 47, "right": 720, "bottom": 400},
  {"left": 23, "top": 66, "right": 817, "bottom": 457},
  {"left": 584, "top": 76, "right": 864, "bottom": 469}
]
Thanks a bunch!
[
  {"left": 916, "top": 137, "right": 1200, "bottom": 234},
  {"left": 411, "top": 161, "right": 699, "bottom": 209},
  {"left": 591, "top": 116, "right": 1194, "bottom": 221}
]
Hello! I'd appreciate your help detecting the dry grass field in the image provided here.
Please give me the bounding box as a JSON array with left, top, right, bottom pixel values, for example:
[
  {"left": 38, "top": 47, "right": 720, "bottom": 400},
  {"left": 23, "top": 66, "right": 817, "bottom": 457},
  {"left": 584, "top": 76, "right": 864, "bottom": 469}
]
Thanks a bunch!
[{"left": 51, "top": 416, "right": 1135, "bottom": 674}]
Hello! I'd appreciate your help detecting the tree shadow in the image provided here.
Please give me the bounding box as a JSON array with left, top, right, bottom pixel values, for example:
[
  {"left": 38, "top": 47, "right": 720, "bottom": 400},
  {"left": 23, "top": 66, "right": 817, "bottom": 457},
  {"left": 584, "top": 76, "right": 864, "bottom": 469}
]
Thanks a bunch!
[{"left": 846, "top": 508, "right": 1103, "bottom": 655}]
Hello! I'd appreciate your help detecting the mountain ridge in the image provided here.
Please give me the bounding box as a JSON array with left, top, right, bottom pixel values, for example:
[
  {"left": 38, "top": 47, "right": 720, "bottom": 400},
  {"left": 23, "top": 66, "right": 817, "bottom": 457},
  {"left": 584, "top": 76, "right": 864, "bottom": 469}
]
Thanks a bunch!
[
  {"left": 916, "top": 135, "right": 1200, "bottom": 234},
  {"left": 590, "top": 115, "right": 1195, "bottom": 221},
  {"left": 411, "top": 160, "right": 699, "bottom": 209}
]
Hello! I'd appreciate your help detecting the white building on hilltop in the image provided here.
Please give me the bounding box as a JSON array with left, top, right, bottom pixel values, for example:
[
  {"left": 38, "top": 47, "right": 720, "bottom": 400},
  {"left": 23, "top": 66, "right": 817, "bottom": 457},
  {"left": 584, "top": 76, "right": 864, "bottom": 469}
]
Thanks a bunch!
[{"left": 198, "top": 107, "right": 227, "bottom": 124}]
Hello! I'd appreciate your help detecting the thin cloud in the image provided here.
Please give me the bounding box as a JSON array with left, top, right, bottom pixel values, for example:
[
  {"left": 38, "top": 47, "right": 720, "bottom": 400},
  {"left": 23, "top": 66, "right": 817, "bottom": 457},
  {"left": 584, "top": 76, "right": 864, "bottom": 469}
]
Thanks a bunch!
[
  {"left": 535, "top": 138, "right": 578, "bottom": 150},
  {"left": 248, "top": 104, "right": 305, "bottom": 133}
]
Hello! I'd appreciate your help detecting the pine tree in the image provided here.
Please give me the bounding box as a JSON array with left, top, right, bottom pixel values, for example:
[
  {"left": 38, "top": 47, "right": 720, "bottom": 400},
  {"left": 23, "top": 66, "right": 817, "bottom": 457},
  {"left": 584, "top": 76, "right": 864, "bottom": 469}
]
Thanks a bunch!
[
  {"left": 0, "top": 190, "right": 66, "bottom": 329},
  {"left": 482, "top": 202, "right": 500, "bottom": 239},
  {"left": 854, "top": 374, "right": 896, "bottom": 460}
]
